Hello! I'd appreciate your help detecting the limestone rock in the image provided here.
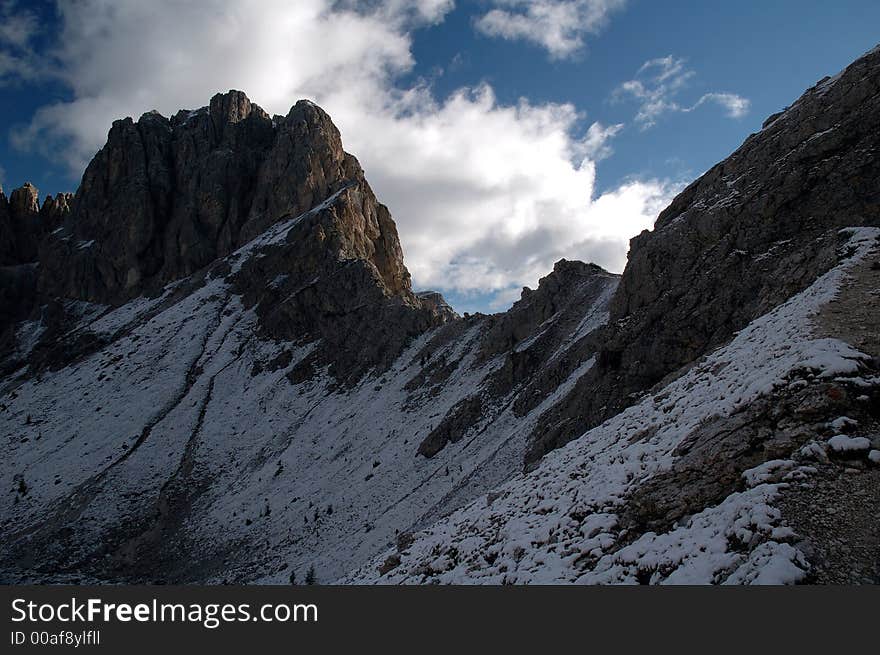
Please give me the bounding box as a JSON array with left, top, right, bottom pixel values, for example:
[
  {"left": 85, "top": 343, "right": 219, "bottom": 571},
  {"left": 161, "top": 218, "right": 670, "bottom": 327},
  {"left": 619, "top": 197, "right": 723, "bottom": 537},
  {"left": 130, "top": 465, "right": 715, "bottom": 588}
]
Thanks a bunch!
[
  {"left": 8, "top": 181, "right": 40, "bottom": 217},
  {"left": 38, "top": 91, "right": 382, "bottom": 304},
  {"left": 481, "top": 259, "right": 611, "bottom": 358},
  {"left": 416, "top": 260, "right": 618, "bottom": 459},
  {"left": 415, "top": 291, "right": 457, "bottom": 322}
]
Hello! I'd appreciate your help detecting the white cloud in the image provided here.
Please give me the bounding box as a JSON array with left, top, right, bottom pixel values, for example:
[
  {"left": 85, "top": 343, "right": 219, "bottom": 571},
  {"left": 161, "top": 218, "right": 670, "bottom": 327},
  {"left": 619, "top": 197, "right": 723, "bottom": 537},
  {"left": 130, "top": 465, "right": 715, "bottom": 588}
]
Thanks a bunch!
[
  {"left": 614, "top": 55, "right": 750, "bottom": 129},
  {"left": 0, "top": 0, "right": 44, "bottom": 85},
  {"left": 474, "top": 0, "right": 626, "bottom": 59},
  {"left": 694, "top": 92, "right": 751, "bottom": 118},
  {"left": 582, "top": 121, "right": 624, "bottom": 161},
  {"left": 364, "top": 0, "right": 455, "bottom": 24},
  {"left": 346, "top": 85, "right": 673, "bottom": 293},
  {"left": 11, "top": 0, "right": 674, "bottom": 309}
]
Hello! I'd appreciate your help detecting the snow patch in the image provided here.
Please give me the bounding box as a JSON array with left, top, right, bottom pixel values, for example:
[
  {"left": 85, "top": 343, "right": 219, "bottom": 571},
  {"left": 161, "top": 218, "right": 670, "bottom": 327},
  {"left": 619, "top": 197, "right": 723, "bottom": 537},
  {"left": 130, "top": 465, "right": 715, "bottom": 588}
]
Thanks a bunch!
[
  {"left": 828, "top": 416, "right": 858, "bottom": 431},
  {"left": 742, "top": 459, "right": 796, "bottom": 488},
  {"left": 827, "top": 434, "right": 871, "bottom": 454}
]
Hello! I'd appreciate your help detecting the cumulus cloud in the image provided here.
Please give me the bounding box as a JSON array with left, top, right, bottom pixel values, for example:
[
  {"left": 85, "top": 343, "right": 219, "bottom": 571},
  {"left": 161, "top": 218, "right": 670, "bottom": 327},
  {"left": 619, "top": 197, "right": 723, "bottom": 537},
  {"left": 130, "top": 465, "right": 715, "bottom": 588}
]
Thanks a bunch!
[
  {"left": 614, "top": 55, "right": 750, "bottom": 129},
  {"left": 474, "top": 0, "right": 626, "bottom": 59},
  {"left": 10, "top": 0, "right": 674, "bottom": 309},
  {"left": 351, "top": 85, "right": 671, "bottom": 292}
]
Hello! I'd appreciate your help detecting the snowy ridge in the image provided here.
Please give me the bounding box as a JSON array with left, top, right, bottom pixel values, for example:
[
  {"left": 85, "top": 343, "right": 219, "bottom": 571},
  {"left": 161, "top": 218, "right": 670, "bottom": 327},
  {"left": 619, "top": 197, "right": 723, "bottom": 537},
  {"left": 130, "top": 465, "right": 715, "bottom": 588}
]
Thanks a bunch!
[{"left": 349, "top": 228, "right": 879, "bottom": 584}]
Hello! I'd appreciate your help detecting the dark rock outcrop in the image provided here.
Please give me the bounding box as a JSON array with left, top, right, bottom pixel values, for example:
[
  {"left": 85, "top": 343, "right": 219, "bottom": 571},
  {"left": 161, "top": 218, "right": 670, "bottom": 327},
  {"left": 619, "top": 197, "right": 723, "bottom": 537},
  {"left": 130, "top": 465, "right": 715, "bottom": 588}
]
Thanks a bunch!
[
  {"left": 1, "top": 184, "right": 74, "bottom": 266},
  {"left": 481, "top": 259, "right": 611, "bottom": 358},
  {"left": 525, "top": 44, "right": 880, "bottom": 465},
  {"left": 231, "top": 179, "right": 450, "bottom": 383},
  {"left": 416, "top": 261, "right": 618, "bottom": 458},
  {"left": 0, "top": 183, "right": 72, "bottom": 358},
  {"left": 39, "top": 192, "right": 73, "bottom": 234},
  {"left": 415, "top": 291, "right": 457, "bottom": 322}
]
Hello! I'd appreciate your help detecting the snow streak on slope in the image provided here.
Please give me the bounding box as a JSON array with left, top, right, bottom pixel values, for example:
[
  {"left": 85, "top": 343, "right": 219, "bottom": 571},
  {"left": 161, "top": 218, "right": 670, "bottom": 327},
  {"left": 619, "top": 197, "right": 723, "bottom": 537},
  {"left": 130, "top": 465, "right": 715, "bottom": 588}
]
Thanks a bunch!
[{"left": 350, "top": 228, "right": 879, "bottom": 584}]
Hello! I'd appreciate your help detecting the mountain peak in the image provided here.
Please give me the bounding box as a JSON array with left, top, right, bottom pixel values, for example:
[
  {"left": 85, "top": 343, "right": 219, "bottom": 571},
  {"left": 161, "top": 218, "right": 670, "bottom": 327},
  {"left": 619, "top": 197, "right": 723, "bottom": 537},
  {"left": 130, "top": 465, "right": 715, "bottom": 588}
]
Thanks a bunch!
[
  {"left": 8, "top": 182, "right": 39, "bottom": 216},
  {"left": 209, "top": 89, "right": 268, "bottom": 134},
  {"left": 523, "top": 40, "right": 880, "bottom": 465},
  {"left": 3, "top": 92, "right": 452, "bottom": 385},
  {"left": 35, "top": 94, "right": 385, "bottom": 303}
]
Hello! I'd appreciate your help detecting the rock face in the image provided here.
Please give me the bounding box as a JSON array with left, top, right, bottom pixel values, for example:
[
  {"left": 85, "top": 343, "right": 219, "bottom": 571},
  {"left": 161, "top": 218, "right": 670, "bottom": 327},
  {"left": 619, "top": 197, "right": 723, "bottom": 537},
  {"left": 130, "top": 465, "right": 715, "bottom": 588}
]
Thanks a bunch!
[
  {"left": 39, "top": 193, "right": 73, "bottom": 235},
  {"left": 524, "top": 44, "right": 880, "bottom": 465},
  {"left": 39, "top": 91, "right": 405, "bottom": 305},
  {"left": 416, "top": 261, "right": 617, "bottom": 458},
  {"left": 481, "top": 260, "right": 607, "bottom": 357},
  {"left": 230, "top": 180, "right": 445, "bottom": 383}
]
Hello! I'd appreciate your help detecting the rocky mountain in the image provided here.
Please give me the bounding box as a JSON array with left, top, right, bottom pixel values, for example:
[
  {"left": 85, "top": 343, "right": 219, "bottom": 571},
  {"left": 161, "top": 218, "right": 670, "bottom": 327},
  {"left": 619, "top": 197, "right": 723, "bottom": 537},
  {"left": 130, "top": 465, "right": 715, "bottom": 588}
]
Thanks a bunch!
[
  {"left": 39, "top": 93, "right": 413, "bottom": 306},
  {"left": 1, "top": 46, "right": 879, "bottom": 584}
]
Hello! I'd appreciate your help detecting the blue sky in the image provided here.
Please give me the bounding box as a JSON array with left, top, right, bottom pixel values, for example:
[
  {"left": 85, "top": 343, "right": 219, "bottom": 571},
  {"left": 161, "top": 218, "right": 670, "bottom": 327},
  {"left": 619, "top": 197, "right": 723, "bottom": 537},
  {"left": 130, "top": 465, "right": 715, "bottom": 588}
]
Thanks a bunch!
[
  {"left": 407, "top": 1, "right": 880, "bottom": 193},
  {"left": 2, "top": 1, "right": 879, "bottom": 313}
]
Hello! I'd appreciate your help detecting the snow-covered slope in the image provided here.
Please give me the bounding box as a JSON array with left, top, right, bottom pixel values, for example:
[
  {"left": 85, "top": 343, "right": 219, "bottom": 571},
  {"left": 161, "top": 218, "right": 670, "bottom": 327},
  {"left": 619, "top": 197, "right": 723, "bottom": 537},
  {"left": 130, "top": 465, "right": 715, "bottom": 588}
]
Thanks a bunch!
[
  {"left": 0, "top": 192, "right": 618, "bottom": 584},
  {"left": 349, "top": 228, "right": 880, "bottom": 584}
]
